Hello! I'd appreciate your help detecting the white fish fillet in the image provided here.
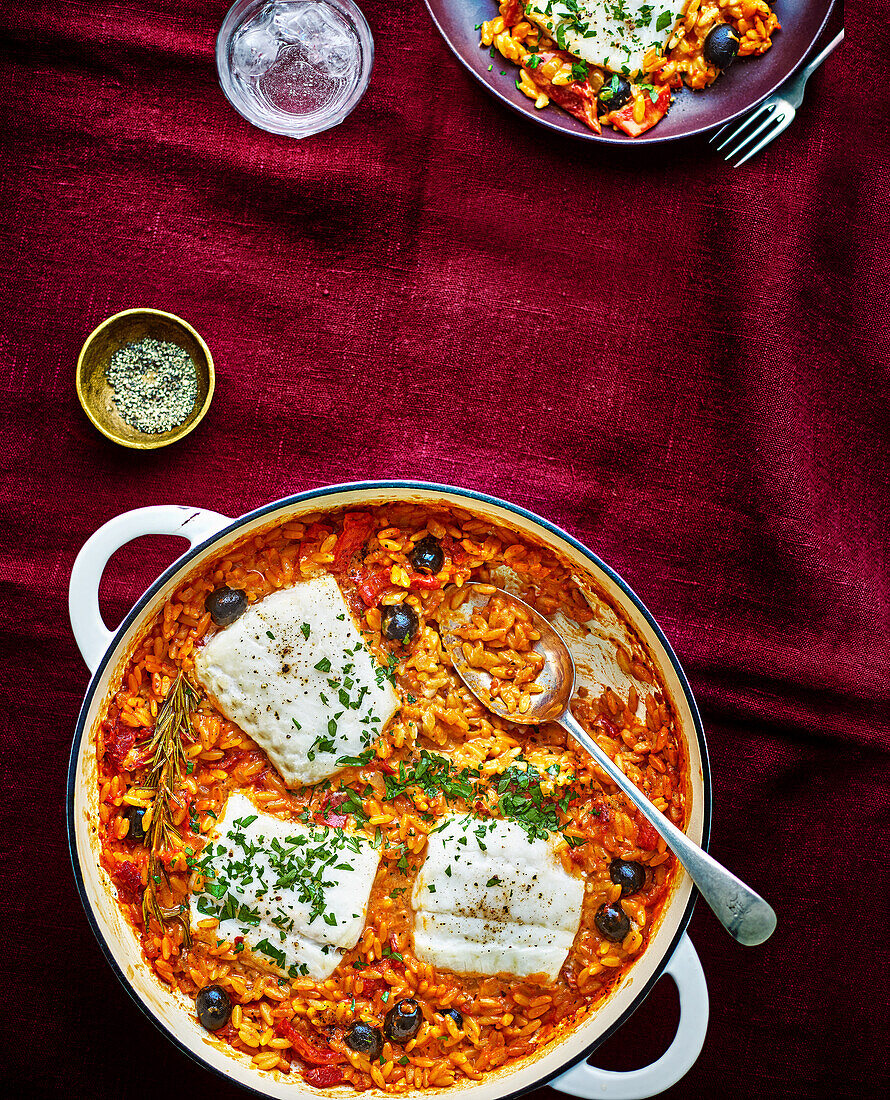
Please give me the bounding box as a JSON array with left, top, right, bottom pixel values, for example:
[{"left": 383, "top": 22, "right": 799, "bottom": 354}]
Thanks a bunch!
[
  {"left": 194, "top": 574, "right": 399, "bottom": 786},
  {"left": 524, "top": 0, "right": 686, "bottom": 77},
  {"left": 411, "top": 816, "right": 584, "bottom": 982},
  {"left": 189, "top": 793, "right": 381, "bottom": 980}
]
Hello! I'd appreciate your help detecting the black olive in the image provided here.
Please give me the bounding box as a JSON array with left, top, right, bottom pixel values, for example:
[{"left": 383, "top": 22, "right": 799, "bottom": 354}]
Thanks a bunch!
[
  {"left": 344, "top": 1022, "right": 384, "bottom": 1060},
  {"left": 609, "top": 859, "right": 645, "bottom": 897},
  {"left": 595, "top": 903, "right": 631, "bottom": 943},
  {"left": 381, "top": 603, "right": 419, "bottom": 645},
  {"left": 124, "top": 804, "right": 146, "bottom": 844},
  {"left": 383, "top": 998, "right": 422, "bottom": 1044},
  {"left": 196, "top": 984, "right": 232, "bottom": 1031},
  {"left": 703, "top": 24, "right": 740, "bottom": 69},
  {"left": 205, "top": 585, "right": 248, "bottom": 627},
  {"left": 440, "top": 1008, "right": 463, "bottom": 1030},
  {"left": 597, "top": 74, "right": 632, "bottom": 112},
  {"left": 408, "top": 536, "right": 444, "bottom": 576}
]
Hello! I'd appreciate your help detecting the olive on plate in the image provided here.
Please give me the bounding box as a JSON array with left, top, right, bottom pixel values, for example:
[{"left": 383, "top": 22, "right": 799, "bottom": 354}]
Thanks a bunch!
[
  {"left": 123, "top": 804, "right": 147, "bottom": 844},
  {"left": 344, "top": 1022, "right": 384, "bottom": 1060},
  {"left": 439, "top": 1008, "right": 463, "bottom": 1030},
  {"left": 196, "top": 984, "right": 232, "bottom": 1031},
  {"left": 598, "top": 74, "right": 632, "bottom": 112},
  {"left": 595, "top": 902, "right": 631, "bottom": 943},
  {"left": 381, "top": 603, "right": 419, "bottom": 645},
  {"left": 383, "top": 998, "right": 422, "bottom": 1044},
  {"left": 205, "top": 585, "right": 248, "bottom": 627},
  {"left": 704, "top": 24, "right": 741, "bottom": 69},
  {"left": 408, "top": 536, "right": 444, "bottom": 575},
  {"left": 609, "top": 858, "right": 646, "bottom": 897}
]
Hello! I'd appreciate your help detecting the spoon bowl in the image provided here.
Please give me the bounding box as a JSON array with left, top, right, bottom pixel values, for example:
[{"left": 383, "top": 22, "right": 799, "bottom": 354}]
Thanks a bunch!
[
  {"left": 438, "top": 583, "right": 574, "bottom": 724},
  {"left": 439, "top": 582, "right": 777, "bottom": 948}
]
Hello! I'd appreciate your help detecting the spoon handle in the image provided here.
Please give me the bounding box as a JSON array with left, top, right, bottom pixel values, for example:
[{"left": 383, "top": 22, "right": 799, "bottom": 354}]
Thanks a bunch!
[{"left": 560, "top": 709, "right": 777, "bottom": 946}]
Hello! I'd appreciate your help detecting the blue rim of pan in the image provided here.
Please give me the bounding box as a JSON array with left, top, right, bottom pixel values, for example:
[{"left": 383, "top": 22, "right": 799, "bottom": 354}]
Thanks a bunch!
[{"left": 67, "top": 479, "right": 712, "bottom": 1098}]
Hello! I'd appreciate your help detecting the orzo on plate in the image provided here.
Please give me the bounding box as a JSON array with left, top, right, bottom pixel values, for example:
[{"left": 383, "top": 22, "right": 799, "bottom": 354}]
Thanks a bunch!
[
  {"left": 480, "top": 0, "right": 781, "bottom": 136},
  {"left": 96, "top": 502, "right": 689, "bottom": 1090}
]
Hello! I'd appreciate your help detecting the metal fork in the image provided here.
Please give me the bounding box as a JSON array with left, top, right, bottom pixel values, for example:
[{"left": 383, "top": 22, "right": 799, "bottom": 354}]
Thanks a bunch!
[{"left": 711, "top": 29, "right": 844, "bottom": 166}]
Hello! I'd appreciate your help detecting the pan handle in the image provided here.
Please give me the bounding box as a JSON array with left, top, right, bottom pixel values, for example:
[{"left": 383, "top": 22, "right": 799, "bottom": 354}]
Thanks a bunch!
[
  {"left": 69, "top": 505, "right": 232, "bottom": 674},
  {"left": 551, "top": 934, "right": 708, "bottom": 1099}
]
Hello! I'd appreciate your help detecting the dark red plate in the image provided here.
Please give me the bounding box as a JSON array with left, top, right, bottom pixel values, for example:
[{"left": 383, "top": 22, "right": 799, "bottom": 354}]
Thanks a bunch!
[{"left": 422, "top": 0, "right": 835, "bottom": 143}]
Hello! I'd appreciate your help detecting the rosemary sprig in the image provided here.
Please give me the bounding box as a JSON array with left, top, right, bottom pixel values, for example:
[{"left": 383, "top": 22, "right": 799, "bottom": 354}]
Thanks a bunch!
[{"left": 140, "top": 671, "right": 200, "bottom": 945}]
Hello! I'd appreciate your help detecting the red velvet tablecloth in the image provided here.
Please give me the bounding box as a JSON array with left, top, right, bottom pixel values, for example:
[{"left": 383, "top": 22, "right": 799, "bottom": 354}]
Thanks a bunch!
[{"left": 3, "top": 2, "right": 885, "bottom": 1098}]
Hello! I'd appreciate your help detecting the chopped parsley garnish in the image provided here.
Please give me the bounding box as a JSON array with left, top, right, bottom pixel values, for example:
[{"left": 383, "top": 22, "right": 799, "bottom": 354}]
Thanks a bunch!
[
  {"left": 255, "top": 938, "right": 286, "bottom": 968},
  {"left": 336, "top": 747, "right": 376, "bottom": 768},
  {"left": 382, "top": 750, "right": 478, "bottom": 805},
  {"left": 375, "top": 650, "right": 400, "bottom": 688},
  {"left": 571, "top": 60, "right": 589, "bottom": 82}
]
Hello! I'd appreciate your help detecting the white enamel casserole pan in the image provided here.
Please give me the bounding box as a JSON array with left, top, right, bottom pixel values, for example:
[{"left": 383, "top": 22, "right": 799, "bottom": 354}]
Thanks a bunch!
[{"left": 68, "top": 481, "right": 711, "bottom": 1100}]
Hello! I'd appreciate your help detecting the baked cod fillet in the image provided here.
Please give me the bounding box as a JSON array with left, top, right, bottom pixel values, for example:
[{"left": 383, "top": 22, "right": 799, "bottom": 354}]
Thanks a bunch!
[
  {"left": 190, "top": 792, "right": 382, "bottom": 980},
  {"left": 411, "top": 816, "right": 585, "bottom": 982},
  {"left": 523, "top": 1, "right": 686, "bottom": 77},
  {"left": 194, "top": 574, "right": 400, "bottom": 786}
]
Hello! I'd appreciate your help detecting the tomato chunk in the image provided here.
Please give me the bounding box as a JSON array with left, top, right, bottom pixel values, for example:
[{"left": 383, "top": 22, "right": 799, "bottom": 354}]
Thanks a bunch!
[
  {"left": 276, "top": 1021, "right": 345, "bottom": 1065},
  {"left": 315, "top": 790, "right": 350, "bottom": 827},
  {"left": 106, "top": 723, "right": 136, "bottom": 773},
  {"left": 545, "top": 79, "right": 602, "bottom": 134},
  {"left": 303, "top": 1066, "right": 346, "bottom": 1087},
  {"left": 305, "top": 522, "right": 333, "bottom": 541},
  {"left": 611, "top": 85, "right": 672, "bottom": 137},
  {"left": 351, "top": 566, "right": 392, "bottom": 607},
  {"left": 356, "top": 972, "right": 388, "bottom": 998},
  {"left": 114, "top": 860, "right": 143, "bottom": 904},
  {"left": 501, "top": 0, "right": 522, "bottom": 23},
  {"left": 525, "top": 52, "right": 601, "bottom": 134},
  {"left": 407, "top": 570, "right": 440, "bottom": 591},
  {"left": 330, "top": 512, "right": 374, "bottom": 573},
  {"left": 636, "top": 815, "right": 659, "bottom": 851}
]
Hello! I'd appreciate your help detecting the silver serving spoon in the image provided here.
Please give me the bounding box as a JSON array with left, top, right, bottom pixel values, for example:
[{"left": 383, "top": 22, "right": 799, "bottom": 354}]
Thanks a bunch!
[{"left": 438, "top": 583, "right": 777, "bottom": 947}]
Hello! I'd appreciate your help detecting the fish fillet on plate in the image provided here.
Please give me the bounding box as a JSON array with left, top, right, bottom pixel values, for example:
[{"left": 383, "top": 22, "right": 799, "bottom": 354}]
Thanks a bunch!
[
  {"left": 411, "top": 816, "right": 585, "bottom": 982},
  {"left": 524, "top": 0, "right": 687, "bottom": 77},
  {"left": 194, "top": 574, "right": 399, "bottom": 786},
  {"left": 190, "top": 793, "right": 382, "bottom": 980}
]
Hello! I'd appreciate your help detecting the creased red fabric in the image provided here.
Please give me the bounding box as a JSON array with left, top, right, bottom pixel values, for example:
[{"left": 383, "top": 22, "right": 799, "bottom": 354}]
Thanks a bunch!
[{"left": 1, "top": 2, "right": 885, "bottom": 1098}]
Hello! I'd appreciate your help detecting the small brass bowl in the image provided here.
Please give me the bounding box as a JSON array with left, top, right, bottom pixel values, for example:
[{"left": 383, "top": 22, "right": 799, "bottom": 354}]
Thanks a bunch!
[{"left": 76, "top": 309, "right": 215, "bottom": 450}]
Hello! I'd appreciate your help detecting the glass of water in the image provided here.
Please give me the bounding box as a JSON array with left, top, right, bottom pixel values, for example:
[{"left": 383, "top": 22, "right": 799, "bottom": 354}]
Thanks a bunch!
[{"left": 216, "top": 0, "right": 374, "bottom": 138}]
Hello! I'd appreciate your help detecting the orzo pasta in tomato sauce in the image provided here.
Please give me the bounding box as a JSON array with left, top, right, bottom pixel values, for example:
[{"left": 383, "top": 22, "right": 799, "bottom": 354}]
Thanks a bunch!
[
  {"left": 481, "top": 0, "right": 781, "bottom": 136},
  {"left": 97, "top": 503, "right": 688, "bottom": 1090}
]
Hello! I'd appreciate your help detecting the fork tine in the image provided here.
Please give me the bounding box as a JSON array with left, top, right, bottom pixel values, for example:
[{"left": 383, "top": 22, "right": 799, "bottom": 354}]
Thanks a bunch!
[
  {"left": 723, "top": 107, "right": 782, "bottom": 159},
  {"left": 712, "top": 103, "right": 773, "bottom": 151},
  {"left": 709, "top": 120, "right": 735, "bottom": 144},
  {"left": 733, "top": 111, "right": 793, "bottom": 166}
]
